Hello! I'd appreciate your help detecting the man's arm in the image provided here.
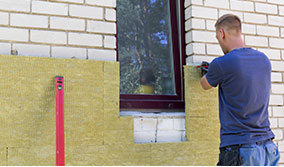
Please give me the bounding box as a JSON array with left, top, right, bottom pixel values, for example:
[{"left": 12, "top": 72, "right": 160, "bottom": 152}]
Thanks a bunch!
[{"left": 200, "top": 75, "right": 213, "bottom": 90}]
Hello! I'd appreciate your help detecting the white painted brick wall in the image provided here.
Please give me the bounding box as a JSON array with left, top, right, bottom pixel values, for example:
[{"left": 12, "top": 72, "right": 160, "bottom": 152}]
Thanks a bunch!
[
  {"left": 255, "top": 3, "right": 278, "bottom": 14},
  {"left": 258, "top": 48, "right": 281, "bottom": 60},
  {"left": 105, "top": 8, "right": 116, "bottom": 21},
  {"left": 245, "top": 36, "right": 268, "bottom": 47},
  {"left": 104, "top": 36, "right": 116, "bottom": 49},
  {"left": 10, "top": 14, "right": 48, "bottom": 28},
  {"left": 0, "top": 43, "right": 11, "bottom": 55},
  {"left": 187, "top": 6, "right": 218, "bottom": 20},
  {"left": 272, "top": 84, "right": 284, "bottom": 94},
  {"left": 273, "top": 107, "right": 284, "bottom": 117},
  {"left": 88, "top": 49, "right": 116, "bottom": 61},
  {"left": 268, "top": 16, "right": 284, "bottom": 26},
  {"left": 124, "top": 112, "right": 186, "bottom": 144},
  {"left": 87, "top": 21, "right": 116, "bottom": 34},
  {"left": 270, "top": 95, "right": 284, "bottom": 105},
  {"left": 31, "top": 30, "right": 67, "bottom": 45},
  {"left": 50, "top": 17, "right": 85, "bottom": 31},
  {"left": 204, "top": 0, "right": 229, "bottom": 9},
  {"left": 0, "top": 0, "right": 117, "bottom": 61},
  {"left": 68, "top": 32, "right": 102, "bottom": 47},
  {"left": 0, "top": 0, "right": 30, "bottom": 12},
  {"left": 85, "top": 0, "right": 116, "bottom": 8},
  {"left": 242, "top": 24, "right": 256, "bottom": 35},
  {"left": 13, "top": 44, "right": 50, "bottom": 58},
  {"left": 244, "top": 13, "right": 267, "bottom": 24},
  {"left": 69, "top": 5, "right": 103, "bottom": 19},
  {"left": 256, "top": 26, "right": 279, "bottom": 37},
  {"left": 52, "top": 46, "right": 86, "bottom": 59},
  {"left": 0, "top": 27, "right": 28, "bottom": 42},
  {"left": 32, "top": 1, "right": 68, "bottom": 16},
  {"left": 230, "top": 0, "right": 254, "bottom": 12},
  {"left": 0, "top": 12, "right": 8, "bottom": 25},
  {"left": 271, "top": 72, "right": 283, "bottom": 82}
]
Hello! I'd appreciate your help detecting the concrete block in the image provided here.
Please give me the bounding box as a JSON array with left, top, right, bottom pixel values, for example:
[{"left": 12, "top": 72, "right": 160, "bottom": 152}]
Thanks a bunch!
[{"left": 271, "top": 61, "right": 284, "bottom": 72}]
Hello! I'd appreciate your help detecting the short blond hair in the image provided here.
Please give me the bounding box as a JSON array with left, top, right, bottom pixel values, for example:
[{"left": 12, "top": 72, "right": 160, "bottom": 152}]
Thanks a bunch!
[{"left": 215, "top": 14, "right": 242, "bottom": 33}]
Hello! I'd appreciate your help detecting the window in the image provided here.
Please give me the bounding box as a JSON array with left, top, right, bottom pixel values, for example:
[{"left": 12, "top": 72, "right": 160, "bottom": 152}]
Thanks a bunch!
[{"left": 117, "top": 0, "right": 185, "bottom": 110}]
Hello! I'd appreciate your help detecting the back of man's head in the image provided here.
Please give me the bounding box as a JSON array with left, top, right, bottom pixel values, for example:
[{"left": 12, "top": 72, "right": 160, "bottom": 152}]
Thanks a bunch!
[{"left": 215, "top": 14, "right": 242, "bottom": 35}]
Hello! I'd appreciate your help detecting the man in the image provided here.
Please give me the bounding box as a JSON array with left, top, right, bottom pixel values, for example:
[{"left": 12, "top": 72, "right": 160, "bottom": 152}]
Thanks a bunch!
[{"left": 200, "top": 14, "right": 280, "bottom": 166}]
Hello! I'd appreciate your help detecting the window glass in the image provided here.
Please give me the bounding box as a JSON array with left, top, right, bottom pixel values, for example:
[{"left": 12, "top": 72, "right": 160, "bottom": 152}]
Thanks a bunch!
[{"left": 117, "top": 0, "right": 176, "bottom": 95}]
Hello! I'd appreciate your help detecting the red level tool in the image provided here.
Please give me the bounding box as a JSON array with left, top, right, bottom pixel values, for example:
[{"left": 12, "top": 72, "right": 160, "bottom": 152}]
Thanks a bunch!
[{"left": 56, "top": 76, "right": 65, "bottom": 166}]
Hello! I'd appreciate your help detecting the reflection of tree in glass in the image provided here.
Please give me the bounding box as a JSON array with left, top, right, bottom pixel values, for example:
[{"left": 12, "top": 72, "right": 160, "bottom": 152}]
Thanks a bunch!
[{"left": 117, "top": 0, "right": 176, "bottom": 95}]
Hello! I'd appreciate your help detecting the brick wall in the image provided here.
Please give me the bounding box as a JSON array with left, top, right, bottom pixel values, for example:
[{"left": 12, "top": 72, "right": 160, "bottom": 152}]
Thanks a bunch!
[
  {"left": 185, "top": 0, "right": 284, "bottom": 164},
  {"left": 0, "top": 0, "right": 116, "bottom": 61}
]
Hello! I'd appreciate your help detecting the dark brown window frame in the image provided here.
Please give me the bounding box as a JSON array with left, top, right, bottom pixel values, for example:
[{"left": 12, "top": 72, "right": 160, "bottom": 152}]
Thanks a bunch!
[{"left": 116, "top": 0, "right": 186, "bottom": 110}]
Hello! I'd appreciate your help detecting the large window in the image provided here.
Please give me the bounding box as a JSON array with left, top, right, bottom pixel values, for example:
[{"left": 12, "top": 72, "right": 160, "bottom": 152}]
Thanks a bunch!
[{"left": 117, "top": 0, "right": 185, "bottom": 110}]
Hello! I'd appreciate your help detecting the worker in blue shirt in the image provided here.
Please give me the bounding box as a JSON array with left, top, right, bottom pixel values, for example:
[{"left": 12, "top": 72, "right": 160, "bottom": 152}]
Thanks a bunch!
[{"left": 200, "top": 14, "right": 280, "bottom": 166}]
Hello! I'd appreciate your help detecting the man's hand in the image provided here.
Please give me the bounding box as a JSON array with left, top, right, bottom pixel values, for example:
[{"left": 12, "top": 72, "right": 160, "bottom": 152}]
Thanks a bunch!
[{"left": 200, "top": 75, "right": 212, "bottom": 90}]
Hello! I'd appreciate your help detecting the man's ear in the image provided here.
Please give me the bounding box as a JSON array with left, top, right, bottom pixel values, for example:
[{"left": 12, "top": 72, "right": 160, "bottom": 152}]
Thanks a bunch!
[{"left": 220, "top": 28, "right": 225, "bottom": 39}]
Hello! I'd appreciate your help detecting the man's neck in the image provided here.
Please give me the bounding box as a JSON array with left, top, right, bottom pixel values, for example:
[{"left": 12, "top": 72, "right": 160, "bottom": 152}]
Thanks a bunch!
[{"left": 228, "top": 37, "right": 245, "bottom": 52}]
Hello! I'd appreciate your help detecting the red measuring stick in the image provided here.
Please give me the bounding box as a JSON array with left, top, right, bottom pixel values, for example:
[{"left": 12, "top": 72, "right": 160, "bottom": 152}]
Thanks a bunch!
[{"left": 56, "top": 76, "right": 65, "bottom": 166}]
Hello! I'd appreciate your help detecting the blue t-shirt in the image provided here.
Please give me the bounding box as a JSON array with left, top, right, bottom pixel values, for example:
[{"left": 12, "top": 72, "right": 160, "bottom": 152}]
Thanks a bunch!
[{"left": 206, "top": 48, "right": 275, "bottom": 148}]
